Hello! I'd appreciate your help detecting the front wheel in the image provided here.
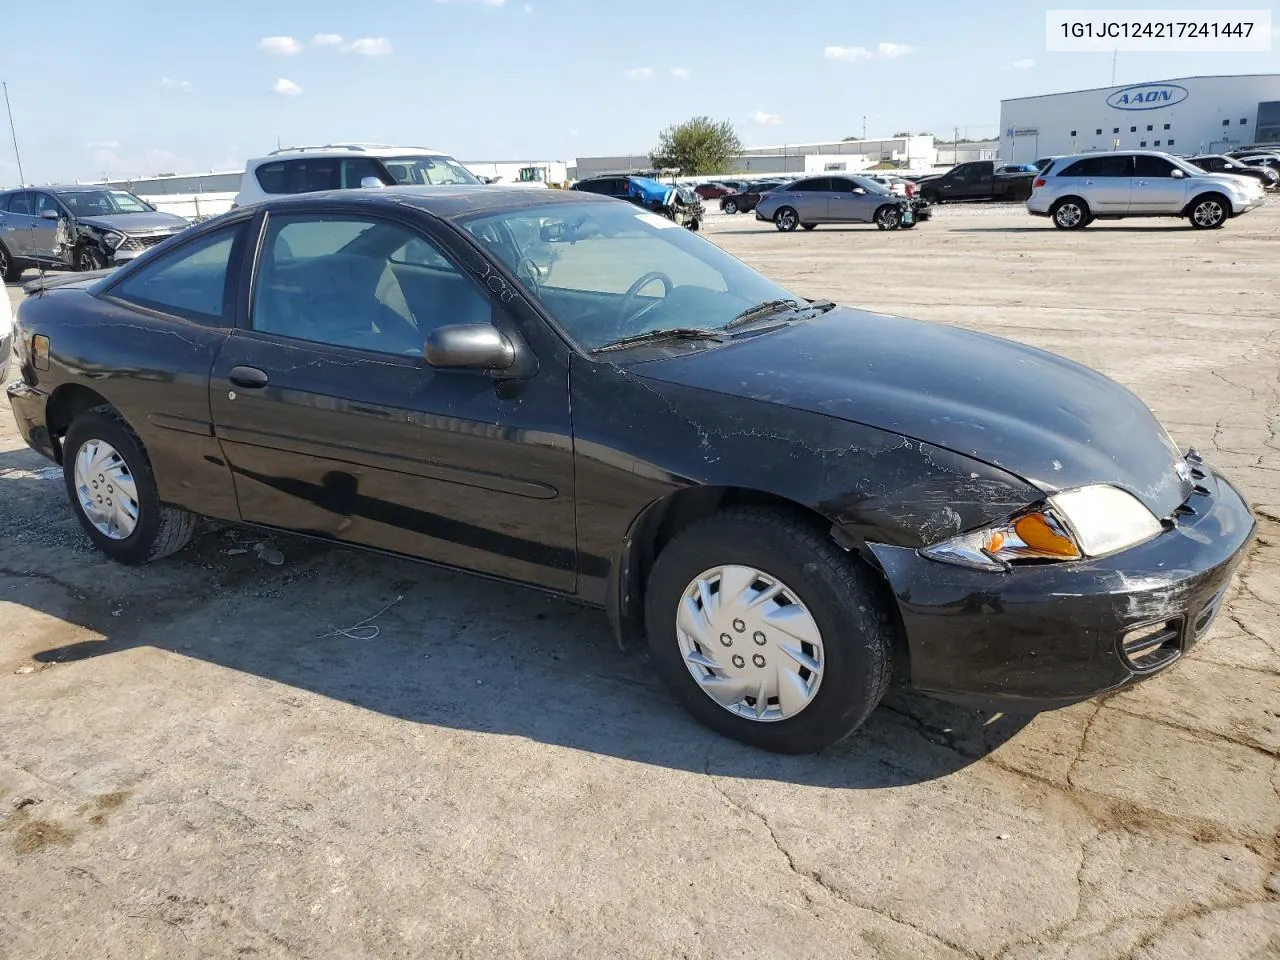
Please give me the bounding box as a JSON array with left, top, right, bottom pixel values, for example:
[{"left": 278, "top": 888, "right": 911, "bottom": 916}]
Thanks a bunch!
[
  {"left": 874, "top": 205, "right": 902, "bottom": 230},
  {"left": 76, "top": 246, "right": 107, "bottom": 272},
  {"left": 723, "top": 199, "right": 738, "bottom": 214},
  {"left": 900, "top": 221, "right": 917, "bottom": 229},
  {"left": 1189, "top": 194, "right": 1228, "bottom": 229},
  {"left": 644, "top": 508, "right": 894, "bottom": 753},
  {"left": 62, "top": 406, "right": 198, "bottom": 564},
  {"left": 774, "top": 207, "right": 799, "bottom": 232}
]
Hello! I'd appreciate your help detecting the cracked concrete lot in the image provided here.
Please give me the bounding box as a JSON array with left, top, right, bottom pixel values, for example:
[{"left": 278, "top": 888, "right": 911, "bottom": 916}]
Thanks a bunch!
[{"left": 2, "top": 202, "right": 1278, "bottom": 959}]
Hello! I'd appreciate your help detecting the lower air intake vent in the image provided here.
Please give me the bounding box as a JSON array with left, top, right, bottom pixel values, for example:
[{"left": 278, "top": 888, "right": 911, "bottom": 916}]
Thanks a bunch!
[{"left": 1120, "top": 618, "right": 1183, "bottom": 672}]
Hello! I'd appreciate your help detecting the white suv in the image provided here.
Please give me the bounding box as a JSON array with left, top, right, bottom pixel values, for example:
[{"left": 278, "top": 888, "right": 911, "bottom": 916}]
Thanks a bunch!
[
  {"left": 1028, "top": 150, "right": 1264, "bottom": 229},
  {"left": 232, "top": 143, "right": 481, "bottom": 207}
]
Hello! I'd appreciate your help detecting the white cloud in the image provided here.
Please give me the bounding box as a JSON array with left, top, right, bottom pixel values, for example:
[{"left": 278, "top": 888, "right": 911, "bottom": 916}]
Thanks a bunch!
[
  {"left": 671, "top": 66, "right": 690, "bottom": 80},
  {"left": 312, "top": 33, "right": 344, "bottom": 46},
  {"left": 259, "top": 35, "right": 303, "bottom": 55},
  {"left": 1006, "top": 57, "right": 1035, "bottom": 69},
  {"left": 161, "top": 77, "right": 193, "bottom": 92},
  {"left": 876, "top": 41, "right": 914, "bottom": 59},
  {"left": 274, "top": 78, "right": 302, "bottom": 96},
  {"left": 345, "top": 36, "right": 393, "bottom": 56},
  {"left": 747, "top": 110, "right": 782, "bottom": 125},
  {"left": 824, "top": 41, "right": 915, "bottom": 62},
  {"left": 624, "top": 66, "right": 653, "bottom": 80}
]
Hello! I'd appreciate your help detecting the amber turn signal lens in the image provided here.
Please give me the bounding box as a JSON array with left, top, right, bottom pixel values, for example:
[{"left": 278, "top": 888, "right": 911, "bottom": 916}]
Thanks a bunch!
[{"left": 1013, "top": 513, "right": 1080, "bottom": 558}]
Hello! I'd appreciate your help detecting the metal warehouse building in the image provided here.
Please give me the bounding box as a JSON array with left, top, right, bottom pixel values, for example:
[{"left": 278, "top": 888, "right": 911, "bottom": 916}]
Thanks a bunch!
[{"left": 999, "top": 74, "right": 1280, "bottom": 162}]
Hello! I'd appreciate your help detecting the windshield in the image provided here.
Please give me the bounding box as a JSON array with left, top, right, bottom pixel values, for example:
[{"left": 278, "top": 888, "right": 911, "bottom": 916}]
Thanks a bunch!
[
  {"left": 850, "top": 176, "right": 891, "bottom": 195},
  {"left": 58, "top": 190, "right": 154, "bottom": 216},
  {"left": 460, "top": 201, "right": 804, "bottom": 351},
  {"left": 380, "top": 155, "right": 479, "bottom": 186}
]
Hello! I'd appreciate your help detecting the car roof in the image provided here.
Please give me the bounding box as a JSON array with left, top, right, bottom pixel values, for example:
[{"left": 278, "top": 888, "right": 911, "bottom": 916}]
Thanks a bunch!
[
  {"left": 1, "top": 184, "right": 124, "bottom": 194},
  {"left": 254, "top": 184, "right": 613, "bottom": 220},
  {"left": 247, "top": 145, "right": 454, "bottom": 165}
]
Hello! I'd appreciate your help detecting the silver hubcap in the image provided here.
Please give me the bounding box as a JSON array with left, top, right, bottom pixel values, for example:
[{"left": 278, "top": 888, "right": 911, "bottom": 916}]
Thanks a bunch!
[
  {"left": 1057, "top": 204, "right": 1082, "bottom": 226},
  {"left": 1194, "top": 201, "right": 1223, "bottom": 226},
  {"left": 725, "top": 202, "right": 736, "bottom": 213},
  {"left": 777, "top": 210, "right": 796, "bottom": 230},
  {"left": 880, "top": 209, "right": 899, "bottom": 226},
  {"left": 73, "top": 439, "right": 139, "bottom": 540},
  {"left": 676, "top": 565, "right": 824, "bottom": 722}
]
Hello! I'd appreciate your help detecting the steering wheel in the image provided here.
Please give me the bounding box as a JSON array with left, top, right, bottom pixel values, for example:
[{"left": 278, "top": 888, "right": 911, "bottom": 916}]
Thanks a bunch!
[
  {"left": 618, "top": 271, "right": 674, "bottom": 330},
  {"left": 514, "top": 257, "right": 543, "bottom": 293}
]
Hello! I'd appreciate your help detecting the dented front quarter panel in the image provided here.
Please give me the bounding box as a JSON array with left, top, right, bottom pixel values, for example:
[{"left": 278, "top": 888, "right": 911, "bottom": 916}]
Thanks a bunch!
[{"left": 571, "top": 355, "right": 1043, "bottom": 605}]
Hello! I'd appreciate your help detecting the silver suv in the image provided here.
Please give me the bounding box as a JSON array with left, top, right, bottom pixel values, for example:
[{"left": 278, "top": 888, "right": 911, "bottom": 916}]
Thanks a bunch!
[{"left": 1027, "top": 151, "right": 1264, "bottom": 230}]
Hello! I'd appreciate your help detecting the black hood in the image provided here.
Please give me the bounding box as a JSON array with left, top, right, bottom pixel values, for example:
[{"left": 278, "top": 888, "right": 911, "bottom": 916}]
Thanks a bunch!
[
  {"left": 77, "top": 211, "right": 189, "bottom": 234},
  {"left": 633, "top": 307, "right": 1191, "bottom": 518}
]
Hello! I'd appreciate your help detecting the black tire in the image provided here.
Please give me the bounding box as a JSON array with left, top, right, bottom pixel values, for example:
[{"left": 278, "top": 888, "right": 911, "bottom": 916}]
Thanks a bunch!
[
  {"left": 801, "top": 223, "right": 816, "bottom": 231},
  {"left": 0, "top": 243, "right": 20, "bottom": 282},
  {"left": 900, "top": 221, "right": 917, "bottom": 229},
  {"left": 774, "top": 207, "right": 799, "bottom": 232},
  {"left": 1051, "top": 197, "right": 1090, "bottom": 230},
  {"left": 76, "top": 246, "right": 107, "bottom": 272},
  {"left": 688, "top": 219, "right": 701, "bottom": 232},
  {"left": 874, "top": 205, "right": 901, "bottom": 230},
  {"left": 62, "top": 406, "right": 198, "bottom": 564},
  {"left": 920, "top": 189, "right": 939, "bottom": 204},
  {"left": 644, "top": 507, "right": 895, "bottom": 753},
  {"left": 723, "top": 199, "right": 738, "bottom": 214},
  {"left": 1188, "top": 193, "right": 1229, "bottom": 229}
]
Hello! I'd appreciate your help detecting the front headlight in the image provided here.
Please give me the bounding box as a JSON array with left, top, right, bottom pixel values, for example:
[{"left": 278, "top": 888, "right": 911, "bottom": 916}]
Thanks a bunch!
[
  {"left": 920, "top": 484, "right": 1164, "bottom": 571},
  {"left": 102, "top": 230, "right": 126, "bottom": 247}
]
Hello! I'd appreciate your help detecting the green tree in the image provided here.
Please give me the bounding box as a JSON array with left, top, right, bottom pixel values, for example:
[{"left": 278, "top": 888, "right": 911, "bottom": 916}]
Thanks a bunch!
[
  {"left": 650, "top": 117, "right": 743, "bottom": 175},
  {"left": 892, "top": 130, "right": 932, "bottom": 138}
]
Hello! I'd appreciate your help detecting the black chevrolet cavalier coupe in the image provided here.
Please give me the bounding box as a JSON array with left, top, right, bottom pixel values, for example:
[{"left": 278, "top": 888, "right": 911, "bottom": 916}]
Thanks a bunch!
[{"left": 6, "top": 186, "right": 1255, "bottom": 753}]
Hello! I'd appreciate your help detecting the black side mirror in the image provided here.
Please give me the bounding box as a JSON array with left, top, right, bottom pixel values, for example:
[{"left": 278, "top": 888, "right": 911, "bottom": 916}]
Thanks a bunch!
[
  {"left": 424, "top": 324, "right": 515, "bottom": 370},
  {"left": 40, "top": 209, "right": 61, "bottom": 220}
]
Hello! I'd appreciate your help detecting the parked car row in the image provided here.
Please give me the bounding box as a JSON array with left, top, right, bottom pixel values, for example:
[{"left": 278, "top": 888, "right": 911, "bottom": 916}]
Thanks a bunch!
[{"left": 570, "top": 175, "right": 705, "bottom": 230}]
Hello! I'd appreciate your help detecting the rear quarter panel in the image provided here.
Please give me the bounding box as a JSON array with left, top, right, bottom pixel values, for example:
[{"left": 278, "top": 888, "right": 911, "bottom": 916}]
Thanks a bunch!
[{"left": 16, "top": 288, "right": 239, "bottom": 520}]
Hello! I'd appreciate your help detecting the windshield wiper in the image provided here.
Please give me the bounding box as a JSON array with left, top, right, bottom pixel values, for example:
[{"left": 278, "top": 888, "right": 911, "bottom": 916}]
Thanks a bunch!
[
  {"left": 592, "top": 327, "right": 726, "bottom": 353},
  {"left": 724, "top": 298, "right": 801, "bottom": 329}
]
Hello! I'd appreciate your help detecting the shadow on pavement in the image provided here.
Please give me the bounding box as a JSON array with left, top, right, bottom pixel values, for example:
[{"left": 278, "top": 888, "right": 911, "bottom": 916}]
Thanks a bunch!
[{"left": 1, "top": 447, "right": 1033, "bottom": 789}]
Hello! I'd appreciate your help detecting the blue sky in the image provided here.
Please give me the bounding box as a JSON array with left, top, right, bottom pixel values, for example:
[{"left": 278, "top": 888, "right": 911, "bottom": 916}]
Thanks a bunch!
[{"left": 2, "top": 0, "right": 1278, "bottom": 184}]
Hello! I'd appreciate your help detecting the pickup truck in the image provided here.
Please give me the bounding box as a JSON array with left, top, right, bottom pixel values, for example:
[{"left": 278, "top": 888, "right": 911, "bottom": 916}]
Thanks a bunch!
[{"left": 915, "top": 160, "right": 1036, "bottom": 204}]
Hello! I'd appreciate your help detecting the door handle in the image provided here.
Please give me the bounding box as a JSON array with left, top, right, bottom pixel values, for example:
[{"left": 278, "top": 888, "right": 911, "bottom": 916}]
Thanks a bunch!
[{"left": 228, "top": 365, "right": 269, "bottom": 388}]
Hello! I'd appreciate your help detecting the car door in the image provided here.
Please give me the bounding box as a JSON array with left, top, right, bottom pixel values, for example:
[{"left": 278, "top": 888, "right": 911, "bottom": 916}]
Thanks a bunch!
[
  {"left": 1057, "top": 155, "right": 1133, "bottom": 213},
  {"left": 937, "top": 163, "right": 974, "bottom": 200},
  {"left": 208, "top": 206, "right": 578, "bottom": 591},
  {"left": 1130, "top": 155, "right": 1190, "bottom": 213},
  {"left": 30, "top": 192, "right": 69, "bottom": 264},
  {"left": 784, "top": 178, "right": 831, "bottom": 221},
  {"left": 827, "top": 178, "right": 878, "bottom": 222},
  {"left": 2, "top": 191, "right": 36, "bottom": 260}
]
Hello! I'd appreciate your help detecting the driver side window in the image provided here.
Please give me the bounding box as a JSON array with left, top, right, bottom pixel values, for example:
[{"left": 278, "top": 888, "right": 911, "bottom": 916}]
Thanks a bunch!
[{"left": 251, "top": 214, "right": 493, "bottom": 355}]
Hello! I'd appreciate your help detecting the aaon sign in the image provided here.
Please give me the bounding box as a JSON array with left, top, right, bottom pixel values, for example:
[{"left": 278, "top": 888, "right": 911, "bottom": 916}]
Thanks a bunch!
[{"left": 1107, "top": 83, "right": 1189, "bottom": 111}]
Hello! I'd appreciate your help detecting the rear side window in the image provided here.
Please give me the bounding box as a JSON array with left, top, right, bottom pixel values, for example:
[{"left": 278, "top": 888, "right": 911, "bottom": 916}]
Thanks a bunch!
[
  {"left": 6, "top": 192, "right": 33, "bottom": 215},
  {"left": 1058, "top": 156, "right": 1132, "bottom": 178},
  {"left": 254, "top": 162, "right": 287, "bottom": 194},
  {"left": 110, "top": 224, "right": 242, "bottom": 325},
  {"left": 288, "top": 159, "right": 340, "bottom": 193}
]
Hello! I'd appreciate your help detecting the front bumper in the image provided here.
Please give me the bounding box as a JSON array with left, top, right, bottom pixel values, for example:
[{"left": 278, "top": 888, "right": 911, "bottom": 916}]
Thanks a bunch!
[{"left": 869, "top": 463, "right": 1255, "bottom": 712}]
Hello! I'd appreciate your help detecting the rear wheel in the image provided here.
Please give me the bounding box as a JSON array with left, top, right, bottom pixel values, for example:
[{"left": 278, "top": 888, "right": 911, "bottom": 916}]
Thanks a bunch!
[
  {"left": 1051, "top": 198, "right": 1089, "bottom": 230},
  {"left": 1188, "top": 194, "right": 1228, "bottom": 229},
  {"left": 62, "top": 406, "right": 198, "bottom": 564},
  {"left": 644, "top": 508, "right": 894, "bottom": 753},
  {"left": 774, "top": 207, "right": 799, "bottom": 232},
  {"left": 0, "top": 243, "right": 19, "bottom": 282}
]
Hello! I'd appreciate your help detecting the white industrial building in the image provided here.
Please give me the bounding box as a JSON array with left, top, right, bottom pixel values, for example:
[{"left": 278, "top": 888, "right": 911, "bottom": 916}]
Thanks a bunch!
[{"left": 999, "top": 74, "right": 1280, "bottom": 162}]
